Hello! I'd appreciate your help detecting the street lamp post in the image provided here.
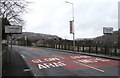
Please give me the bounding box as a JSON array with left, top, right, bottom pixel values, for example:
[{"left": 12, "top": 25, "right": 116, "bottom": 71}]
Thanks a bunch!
[{"left": 66, "top": 1, "right": 75, "bottom": 51}]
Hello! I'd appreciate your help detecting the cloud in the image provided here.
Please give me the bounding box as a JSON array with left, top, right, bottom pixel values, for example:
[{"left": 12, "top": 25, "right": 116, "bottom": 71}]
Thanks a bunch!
[{"left": 23, "top": 0, "right": 119, "bottom": 39}]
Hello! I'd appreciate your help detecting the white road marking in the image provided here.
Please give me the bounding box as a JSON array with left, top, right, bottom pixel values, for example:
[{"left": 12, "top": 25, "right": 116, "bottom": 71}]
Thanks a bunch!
[
  {"left": 21, "top": 54, "right": 26, "bottom": 59},
  {"left": 34, "top": 74, "right": 38, "bottom": 76},
  {"left": 24, "top": 69, "right": 31, "bottom": 72},
  {"left": 15, "top": 49, "right": 18, "bottom": 51},
  {"left": 55, "top": 56, "right": 65, "bottom": 59},
  {"left": 74, "top": 61, "right": 104, "bottom": 73}
]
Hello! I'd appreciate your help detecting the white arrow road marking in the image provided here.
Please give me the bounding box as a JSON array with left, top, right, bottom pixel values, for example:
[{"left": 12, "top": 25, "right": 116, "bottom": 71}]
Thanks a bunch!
[{"left": 74, "top": 61, "right": 104, "bottom": 73}]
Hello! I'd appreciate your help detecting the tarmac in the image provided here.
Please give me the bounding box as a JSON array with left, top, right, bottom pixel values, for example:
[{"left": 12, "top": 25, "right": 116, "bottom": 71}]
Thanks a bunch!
[
  {"left": 1, "top": 46, "right": 120, "bottom": 78},
  {"left": 45, "top": 48, "right": 120, "bottom": 61},
  {"left": 2, "top": 49, "right": 34, "bottom": 78}
]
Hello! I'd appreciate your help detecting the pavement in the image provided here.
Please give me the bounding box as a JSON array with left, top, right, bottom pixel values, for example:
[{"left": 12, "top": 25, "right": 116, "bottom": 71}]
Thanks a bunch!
[{"left": 2, "top": 48, "right": 34, "bottom": 78}]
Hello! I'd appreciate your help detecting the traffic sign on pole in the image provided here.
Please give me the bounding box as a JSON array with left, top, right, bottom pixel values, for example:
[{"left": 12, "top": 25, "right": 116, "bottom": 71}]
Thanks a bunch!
[
  {"left": 5, "top": 25, "right": 22, "bottom": 63},
  {"left": 70, "top": 21, "right": 74, "bottom": 34},
  {"left": 5, "top": 25, "right": 22, "bottom": 34},
  {"left": 103, "top": 27, "right": 113, "bottom": 34}
]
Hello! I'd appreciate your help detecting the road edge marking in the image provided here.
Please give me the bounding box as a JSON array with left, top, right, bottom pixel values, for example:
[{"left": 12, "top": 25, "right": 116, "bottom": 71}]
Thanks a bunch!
[{"left": 21, "top": 54, "right": 26, "bottom": 59}]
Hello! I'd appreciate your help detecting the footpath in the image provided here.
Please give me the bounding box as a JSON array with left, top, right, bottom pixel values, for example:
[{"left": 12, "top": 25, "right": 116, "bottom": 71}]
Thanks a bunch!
[{"left": 2, "top": 49, "right": 34, "bottom": 78}]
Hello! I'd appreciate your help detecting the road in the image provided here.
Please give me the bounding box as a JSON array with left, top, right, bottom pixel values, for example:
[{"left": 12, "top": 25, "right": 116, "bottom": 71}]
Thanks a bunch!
[{"left": 12, "top": 46, "right": 120, "bottom": 77}]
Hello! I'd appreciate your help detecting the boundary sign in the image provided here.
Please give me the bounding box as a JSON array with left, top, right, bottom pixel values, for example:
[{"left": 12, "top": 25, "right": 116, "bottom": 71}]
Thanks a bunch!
[{"left": 5, "top": 25, "right": 22, "bottom": 34}]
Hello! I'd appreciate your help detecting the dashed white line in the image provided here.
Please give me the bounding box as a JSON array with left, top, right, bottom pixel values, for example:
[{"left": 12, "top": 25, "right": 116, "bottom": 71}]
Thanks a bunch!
[{"left": 74, "top": 61, "right": 104, "bottom": 73}]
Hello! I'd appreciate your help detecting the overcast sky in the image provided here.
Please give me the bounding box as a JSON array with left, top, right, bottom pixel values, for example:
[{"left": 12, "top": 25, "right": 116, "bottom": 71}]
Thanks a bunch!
[{"left": 22, "top": 0, "right": 119, "bottom": 40}]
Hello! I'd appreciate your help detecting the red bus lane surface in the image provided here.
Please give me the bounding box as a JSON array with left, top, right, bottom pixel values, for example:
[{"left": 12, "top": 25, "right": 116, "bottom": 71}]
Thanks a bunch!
[{"left": 28, "top": 55, "right": 120, "bottom": 72}]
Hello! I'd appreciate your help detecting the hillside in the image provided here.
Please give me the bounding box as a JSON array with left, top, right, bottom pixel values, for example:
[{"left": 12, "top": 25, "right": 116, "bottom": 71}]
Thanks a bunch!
[
  {"left": 93, "top": 30, "right": 119, "bottom": 47},
  {"left": 13, "top": 32, "right": 61, "bottom": 42}
]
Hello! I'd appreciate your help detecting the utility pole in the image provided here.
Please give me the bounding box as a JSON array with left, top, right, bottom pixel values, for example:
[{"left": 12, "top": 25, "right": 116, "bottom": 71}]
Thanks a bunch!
[
  {"left": 118, "top": 1, "right": 120, "bottom": 56},
  {"left": 66, "top": 1, "right": 75, "bottom": 51}
]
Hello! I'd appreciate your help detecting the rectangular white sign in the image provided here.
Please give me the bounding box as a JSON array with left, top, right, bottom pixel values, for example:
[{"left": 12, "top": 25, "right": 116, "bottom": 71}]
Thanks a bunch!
[
  {"left": 5, "top": 26, "right": 22, "bottom": 34},
  {"left": 103, "top": 27, "right": 113, "bottom": 34}
]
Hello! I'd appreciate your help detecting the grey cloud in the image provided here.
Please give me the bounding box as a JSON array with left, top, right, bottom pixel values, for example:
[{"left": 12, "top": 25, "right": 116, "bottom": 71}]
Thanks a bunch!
[{"left": 23, "top": 0, "right": 119, "bottom": 39}]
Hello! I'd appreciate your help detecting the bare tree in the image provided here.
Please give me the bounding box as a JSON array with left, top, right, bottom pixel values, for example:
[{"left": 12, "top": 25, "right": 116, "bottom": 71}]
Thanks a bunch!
[
  {"left": 0, "top": 0, "right": 29, "bottom": 39},
  {"left": 0, "top": 0, "right": 29, "bottom": 26}
]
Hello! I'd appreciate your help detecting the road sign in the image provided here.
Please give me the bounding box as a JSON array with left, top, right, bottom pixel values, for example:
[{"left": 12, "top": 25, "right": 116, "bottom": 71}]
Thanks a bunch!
[
  {"left": 5, "top": 25, "right": 22, "bottom": 34},
  {"left": 70, "top": 21, "right": 74, "bottom": 34},
  {"left": 103, "top": 27, "right": 113, "bottom": 34}
]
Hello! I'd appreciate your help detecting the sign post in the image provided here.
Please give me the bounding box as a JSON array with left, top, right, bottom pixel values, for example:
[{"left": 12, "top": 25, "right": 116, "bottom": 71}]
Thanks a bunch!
[
  {"left": 5, "top": 25, "right": 22, "bottom": 63},
  {"left": 103, "top": 27, "right": 113, "bottom": 55},
  {"left": 25, "top": 36, "right": 27, "bottom": 46},
  {"left": 0, "top": 18, "right": 2, "bottom": 78}
]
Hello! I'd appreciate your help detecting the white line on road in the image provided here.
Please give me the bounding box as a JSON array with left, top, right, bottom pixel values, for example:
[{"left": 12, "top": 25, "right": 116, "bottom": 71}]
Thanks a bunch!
[
  {"left": 55, "top": 56, "right": 65, "bottom": 59},
  {"left": 74, "top": 61, "right": 104, "bottom": 73},
  {"left": 15, "top": 49, "right": 19, "bottom": 52},
  {"left": 24, "top": 69, "right": 31, "bottom": 72},
  {"left": 21, "top": 54, "right": 26, "bottom": 59}
]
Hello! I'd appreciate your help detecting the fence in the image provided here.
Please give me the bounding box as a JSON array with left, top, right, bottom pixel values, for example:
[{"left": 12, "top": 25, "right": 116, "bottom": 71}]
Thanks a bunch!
[
  {"left": 37, "top": 43, "right": 120, "bottom": 57},
  {"left": 14, "top": 38, "right": 120, "bottom": 57}
]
